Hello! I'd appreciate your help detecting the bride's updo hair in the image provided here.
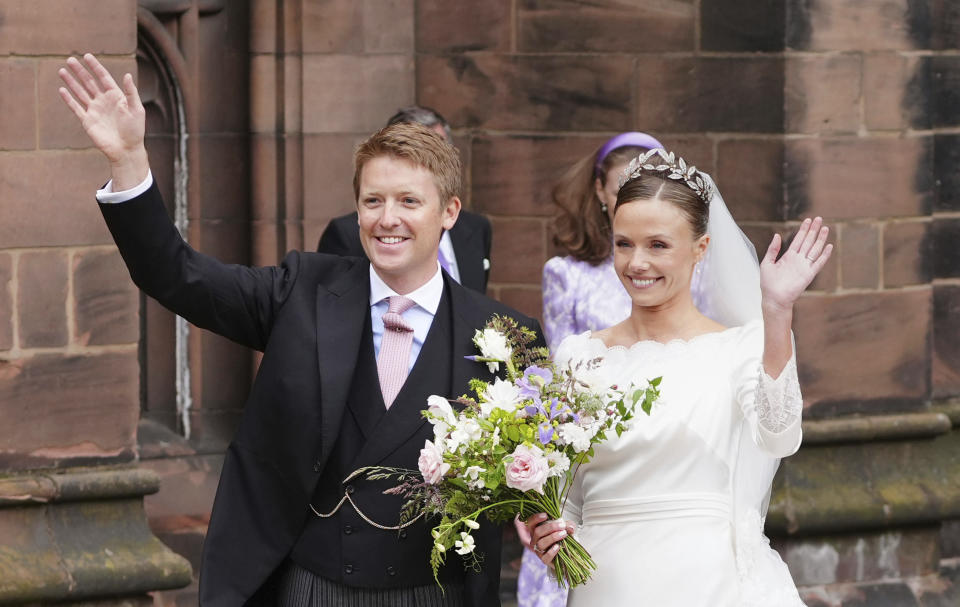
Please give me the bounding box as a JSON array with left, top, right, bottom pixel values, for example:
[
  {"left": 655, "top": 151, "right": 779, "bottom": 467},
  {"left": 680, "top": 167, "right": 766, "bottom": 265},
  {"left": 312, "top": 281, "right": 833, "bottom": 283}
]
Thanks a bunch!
[{"left": 615, "top": 173, "right": 709, "bottom": 239}]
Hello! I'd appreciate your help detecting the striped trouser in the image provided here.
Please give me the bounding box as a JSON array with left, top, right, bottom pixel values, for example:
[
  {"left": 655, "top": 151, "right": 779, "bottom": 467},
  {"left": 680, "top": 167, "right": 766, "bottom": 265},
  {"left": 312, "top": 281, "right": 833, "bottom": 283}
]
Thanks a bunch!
[{"left": 277, "top": 561, "right": 465, "bottom": 607}]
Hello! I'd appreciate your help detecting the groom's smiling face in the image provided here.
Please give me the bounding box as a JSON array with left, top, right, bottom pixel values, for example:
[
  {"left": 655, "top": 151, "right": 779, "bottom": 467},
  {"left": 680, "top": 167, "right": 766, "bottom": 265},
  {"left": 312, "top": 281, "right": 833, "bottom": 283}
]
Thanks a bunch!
[{"left": 357, "top": 154, "right": 460, "bottom": 294}]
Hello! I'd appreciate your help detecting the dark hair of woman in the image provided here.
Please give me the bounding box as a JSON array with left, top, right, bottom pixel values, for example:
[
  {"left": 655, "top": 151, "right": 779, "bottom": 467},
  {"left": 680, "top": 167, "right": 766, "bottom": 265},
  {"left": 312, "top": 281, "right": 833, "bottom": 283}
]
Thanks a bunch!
[
  {"left": 551, "top": 145, "right": 648, "bottom": 264},
  {"left": 615, "top": 172, "right": 709, "bottom": 239}
]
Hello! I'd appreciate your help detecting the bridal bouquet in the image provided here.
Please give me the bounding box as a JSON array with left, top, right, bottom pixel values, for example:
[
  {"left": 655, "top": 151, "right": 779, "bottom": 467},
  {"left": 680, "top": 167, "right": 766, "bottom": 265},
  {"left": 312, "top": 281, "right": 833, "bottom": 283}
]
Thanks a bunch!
[{"left": 362, "top": 315, "right": 661, "bottom": 589}]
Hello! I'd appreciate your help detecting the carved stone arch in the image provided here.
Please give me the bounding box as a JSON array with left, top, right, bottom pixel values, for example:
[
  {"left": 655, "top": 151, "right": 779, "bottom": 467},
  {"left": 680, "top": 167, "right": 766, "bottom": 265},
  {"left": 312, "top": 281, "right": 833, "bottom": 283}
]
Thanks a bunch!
[{"left": 136, "top": 8, "right": 194, "bottom": 437}]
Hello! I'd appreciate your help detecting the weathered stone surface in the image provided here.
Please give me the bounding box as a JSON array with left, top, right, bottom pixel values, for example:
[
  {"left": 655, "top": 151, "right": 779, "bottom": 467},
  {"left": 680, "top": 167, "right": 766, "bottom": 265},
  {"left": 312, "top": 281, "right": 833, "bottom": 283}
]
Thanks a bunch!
[
  {"left": 0, "top": 0, "right": 136, "bottom": 55},
  {"left": 363, "top": 0, "right": 414, "bottom": 53},
  {"left": 417, "top": 0, "right": 511, "bottom": 52},
  {"left": 0, "top": 58, "right": 36, "bottom": 151},
  {"left": 496, "top": 287, "right": 542, "bottom": 324},
  {"left": 141, "top": 455, "right": 221, "bottom": 535},
  {"left": 0, "top": 253, "right": 12, "bottom": 351},
  {"left": 931, "top": 218, "right": 960, "bottom": 279},
  {"left": 715, "top": 139, "right": 785, "bottom": 222},
  {"left": 931, "top": 56, "right": 960, "bottom": 127},
  {"left": 933, "top": 286, "right": 960, "bottom": 398},
  {"left": 0, "top": 352, "right": 138, "bottom": 466},
  {"left": 770, "top": 429, "right": 960, "bottom": 535},
  {"left": 793, "top": 290, "right": 931, "bottom": 415},
  {"left": 786, "top": 55, "right": 861, "bottom": 135},
  {"left": 18, "top": 251, "right": 69, "bottom": 348},
  {"left": 701, "top": 0, "right": 785, "bottom": 51},
  {"left": 784, "top": 527, "right": 939, "bottom": 586},
  {"left": 784, "top": 137, "right": 933, "bottom": 220},
  {"left": 518, "top": 0, "right": 695, "bottom": 53},
  {"left": 196, "top": 135, "right": 251, "bottom": 221},
  {"left": 471, "top": 135, "right": 606, "bottom": 218},
  {"left": 302, "top": 55, "right": 415, "bottom": 134},
  {"left": 863, "top": 53, "right": 930, "bottom": 131},
  {"left": 931, "top": 0, "right": 960, "bottom": 49},
  {"left": 488, "top": 218, "right": 547, "bottom": 284},
  {"left": 302, "top": 133, "right": 366, "bottom": 223},
  {"left": 801, "top": 412, "right": 951, "bottom": 445},
  {"left": 417, "top": 54, "right": 634, "bottom": 132},
  {"left": 633, "top": 56, "right": 785, "bottom": 133},
  {"left": 73, "top": 249, "right": 138, "bottom": 347},
  {"left": 839, "top": 222, "right": 879, "bottom": 290},
  {"left": 0, "top": 475, "right": 190, "bottom": 602},
  {"left": 0, "top": 150, "right": 113, "bottom": 247},
  {"left": 883, "top": 220, "right": 932, "bottom": 287},
  {"left": 935, "top": 134, "right": 960, "bottom": 211},
  {"left": 786, "top": 0, "right": 931, "bottom": 51},
  {"left": 196, "top": 8, "right": 251, "bottom": 135}
]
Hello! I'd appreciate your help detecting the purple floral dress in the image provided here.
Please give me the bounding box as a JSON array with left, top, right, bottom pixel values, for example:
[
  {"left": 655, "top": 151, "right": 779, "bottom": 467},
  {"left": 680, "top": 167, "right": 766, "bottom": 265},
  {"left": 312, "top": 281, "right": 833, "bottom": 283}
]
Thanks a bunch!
[{"left": 516, "top": 255, "right": 632, "bottom": 607}]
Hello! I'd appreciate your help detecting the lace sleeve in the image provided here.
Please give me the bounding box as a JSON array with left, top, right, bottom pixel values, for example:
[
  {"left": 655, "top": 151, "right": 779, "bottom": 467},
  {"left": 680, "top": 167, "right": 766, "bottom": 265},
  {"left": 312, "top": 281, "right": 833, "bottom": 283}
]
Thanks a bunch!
[
  {"left": 735, "top": 323, "right": 803, "bottom": 458},
  {"left": 756, "top": 356, "right": 803, "bottom": 435}
]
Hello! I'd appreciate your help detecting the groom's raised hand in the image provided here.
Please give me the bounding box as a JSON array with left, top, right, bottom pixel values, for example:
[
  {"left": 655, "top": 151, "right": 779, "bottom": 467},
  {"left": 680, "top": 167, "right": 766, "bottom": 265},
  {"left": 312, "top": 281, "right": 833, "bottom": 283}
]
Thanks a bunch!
[{"left": 58, "top": 54, "right": 149, "bottom": 191}]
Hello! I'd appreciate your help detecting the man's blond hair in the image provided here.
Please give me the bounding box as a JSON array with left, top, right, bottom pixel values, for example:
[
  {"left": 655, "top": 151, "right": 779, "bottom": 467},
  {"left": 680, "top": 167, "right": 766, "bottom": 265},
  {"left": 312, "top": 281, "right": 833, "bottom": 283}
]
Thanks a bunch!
[{"left": 353, "top": 122, "right": 462, "bottom": 205}]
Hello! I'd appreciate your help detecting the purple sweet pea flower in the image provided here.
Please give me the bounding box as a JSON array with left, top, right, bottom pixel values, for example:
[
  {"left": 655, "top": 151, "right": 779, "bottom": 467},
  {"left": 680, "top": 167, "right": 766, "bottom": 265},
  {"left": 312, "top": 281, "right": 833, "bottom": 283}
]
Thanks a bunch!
[
  {"left": 516, "top": 366, "right": 552, "bottom": 400},
  {"left": 538, "top": 421, "right": 555, "bottom": 445}
]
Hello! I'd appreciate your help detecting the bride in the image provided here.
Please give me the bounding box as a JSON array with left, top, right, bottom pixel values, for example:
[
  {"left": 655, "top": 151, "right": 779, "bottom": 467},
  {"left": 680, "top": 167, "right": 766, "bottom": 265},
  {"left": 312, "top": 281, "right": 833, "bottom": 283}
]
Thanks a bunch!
[{"left": 526, "top": 149, "right": 832, "bottom": 606}]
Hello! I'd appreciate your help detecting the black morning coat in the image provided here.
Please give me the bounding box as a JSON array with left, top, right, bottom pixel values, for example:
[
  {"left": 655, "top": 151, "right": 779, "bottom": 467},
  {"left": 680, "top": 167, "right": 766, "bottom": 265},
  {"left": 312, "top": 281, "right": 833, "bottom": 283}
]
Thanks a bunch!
[
  {"left": 97, "top": 181, "right": 542, "bottom": 607},
  {"left": 317, "top": 210, "right": 492, "bottom": 294}
]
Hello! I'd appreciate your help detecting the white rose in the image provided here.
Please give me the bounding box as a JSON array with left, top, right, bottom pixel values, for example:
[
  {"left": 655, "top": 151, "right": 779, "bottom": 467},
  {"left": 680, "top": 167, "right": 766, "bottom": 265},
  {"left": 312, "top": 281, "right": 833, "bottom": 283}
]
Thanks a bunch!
[
  {"left": 474, "top": 328, "right": 512, "bottom": 373},
  {"left": 480, "top": 377, "right": 522, "bottom": 416},
  {"left": 427, "top": 395, "right": 457, "bottom": 424}
]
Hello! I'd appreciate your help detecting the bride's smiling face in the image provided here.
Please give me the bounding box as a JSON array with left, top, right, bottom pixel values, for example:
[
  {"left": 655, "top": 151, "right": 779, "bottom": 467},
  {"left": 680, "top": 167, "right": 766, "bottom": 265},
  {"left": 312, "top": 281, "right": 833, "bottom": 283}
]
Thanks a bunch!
[{"left": 612, "top": 196, "right": 708, "bottom": 310}]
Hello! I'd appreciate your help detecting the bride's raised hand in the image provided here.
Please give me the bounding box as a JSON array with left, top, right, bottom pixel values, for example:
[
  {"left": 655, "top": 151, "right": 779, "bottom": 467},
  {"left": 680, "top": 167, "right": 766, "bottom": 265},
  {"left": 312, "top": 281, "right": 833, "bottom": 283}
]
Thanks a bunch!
[
  {"left": 760, "top": 217, "right": 833, "bottom": 313},
  {"left": 58, "top": 54, "right": 147, "bottom": 188}
]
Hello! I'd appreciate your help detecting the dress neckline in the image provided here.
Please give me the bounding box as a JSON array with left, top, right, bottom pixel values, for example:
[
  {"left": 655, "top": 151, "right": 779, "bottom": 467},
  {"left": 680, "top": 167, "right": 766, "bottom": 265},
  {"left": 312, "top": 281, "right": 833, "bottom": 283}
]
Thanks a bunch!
[{"left": 581, "top": 319, "right": 759, "bottom": 354}]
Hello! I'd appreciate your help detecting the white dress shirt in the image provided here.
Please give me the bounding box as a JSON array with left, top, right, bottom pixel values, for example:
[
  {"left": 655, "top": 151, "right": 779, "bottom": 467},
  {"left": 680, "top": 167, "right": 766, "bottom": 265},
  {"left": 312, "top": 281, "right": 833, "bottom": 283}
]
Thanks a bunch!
[{"left": 369, "top": 264, "right": 444, "bottom": 372}]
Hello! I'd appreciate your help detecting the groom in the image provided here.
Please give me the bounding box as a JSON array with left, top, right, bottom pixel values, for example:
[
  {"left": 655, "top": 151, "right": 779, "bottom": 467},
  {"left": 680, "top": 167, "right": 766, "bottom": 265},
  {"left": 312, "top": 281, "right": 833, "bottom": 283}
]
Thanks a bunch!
[{"left": 58, "top": 54, "right": 542, "bottom": 606}]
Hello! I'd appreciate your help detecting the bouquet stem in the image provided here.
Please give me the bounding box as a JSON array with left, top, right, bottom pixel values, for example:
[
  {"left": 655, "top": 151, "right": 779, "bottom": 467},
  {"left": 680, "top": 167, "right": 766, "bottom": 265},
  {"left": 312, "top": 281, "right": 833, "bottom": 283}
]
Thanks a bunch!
[{"left": 517, "top": 476, "right": 596, "bottom": 589}]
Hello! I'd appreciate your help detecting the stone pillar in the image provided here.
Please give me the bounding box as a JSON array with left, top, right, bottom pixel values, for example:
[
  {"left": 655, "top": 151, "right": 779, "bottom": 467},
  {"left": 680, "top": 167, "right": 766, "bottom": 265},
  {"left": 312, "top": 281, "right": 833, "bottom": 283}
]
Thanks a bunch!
[{"left": 0, "top": 0, "right": 191, "bottom": 603}]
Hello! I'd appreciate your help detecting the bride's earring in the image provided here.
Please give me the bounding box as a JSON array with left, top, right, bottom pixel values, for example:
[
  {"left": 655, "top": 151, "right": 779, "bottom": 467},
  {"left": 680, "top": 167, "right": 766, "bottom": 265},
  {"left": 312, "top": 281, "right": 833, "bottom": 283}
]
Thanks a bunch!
[{"left": 600, "top": 201, "right": 608, "bottom": 214}]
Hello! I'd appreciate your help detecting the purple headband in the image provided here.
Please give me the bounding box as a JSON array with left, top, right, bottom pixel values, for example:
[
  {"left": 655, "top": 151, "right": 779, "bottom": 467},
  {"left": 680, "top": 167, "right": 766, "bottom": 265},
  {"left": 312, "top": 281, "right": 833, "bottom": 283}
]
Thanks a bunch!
[{"left": 594, "top": 132, "right": 665, "bottom": 176}]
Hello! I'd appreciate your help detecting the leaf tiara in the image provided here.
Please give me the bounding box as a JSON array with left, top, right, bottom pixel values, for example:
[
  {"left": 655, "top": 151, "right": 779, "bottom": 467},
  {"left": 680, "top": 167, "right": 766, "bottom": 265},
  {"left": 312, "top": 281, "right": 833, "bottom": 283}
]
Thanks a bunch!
[{"left": 619, "top": 148, "right": 713, "bottom": 205}]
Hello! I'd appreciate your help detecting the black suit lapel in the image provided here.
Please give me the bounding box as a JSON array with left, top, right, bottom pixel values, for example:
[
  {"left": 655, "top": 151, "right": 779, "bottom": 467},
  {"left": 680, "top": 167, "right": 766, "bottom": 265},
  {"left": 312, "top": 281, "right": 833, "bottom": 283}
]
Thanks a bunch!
[{"left": 316, "top": 260, "right": 370, "bottom": 465}]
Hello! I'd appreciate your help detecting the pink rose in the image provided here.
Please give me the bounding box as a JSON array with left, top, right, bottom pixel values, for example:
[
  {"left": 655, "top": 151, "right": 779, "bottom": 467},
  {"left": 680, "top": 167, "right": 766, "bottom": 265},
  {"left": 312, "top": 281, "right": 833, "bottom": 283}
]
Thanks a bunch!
[
  {"left": 419, "top": 440, "right": 450, "bottom": 485},
  {"left": 504, "top": 444, "right": 549, "bottom": 494}
]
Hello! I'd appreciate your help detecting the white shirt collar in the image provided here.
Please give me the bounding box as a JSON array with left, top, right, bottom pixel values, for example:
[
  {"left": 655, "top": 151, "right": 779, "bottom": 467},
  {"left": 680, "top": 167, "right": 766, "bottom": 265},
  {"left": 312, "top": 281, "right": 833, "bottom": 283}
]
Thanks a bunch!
[{"left": 369, "top": 263, "right": 444, "bottom": 314}]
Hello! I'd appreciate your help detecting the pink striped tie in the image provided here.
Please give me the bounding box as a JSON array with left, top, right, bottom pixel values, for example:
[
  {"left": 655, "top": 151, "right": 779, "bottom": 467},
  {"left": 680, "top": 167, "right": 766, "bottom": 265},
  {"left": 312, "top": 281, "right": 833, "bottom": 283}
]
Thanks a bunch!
[{"left": 377, "top": 295, "right": 416, "bottom": 409}]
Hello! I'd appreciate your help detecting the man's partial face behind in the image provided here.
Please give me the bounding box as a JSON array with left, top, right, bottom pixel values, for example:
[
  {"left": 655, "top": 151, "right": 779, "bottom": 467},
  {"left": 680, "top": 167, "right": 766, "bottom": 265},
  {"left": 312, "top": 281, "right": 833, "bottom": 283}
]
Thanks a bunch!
[{"left": 357, "top": 155, "right": 461, "bottom": 294}]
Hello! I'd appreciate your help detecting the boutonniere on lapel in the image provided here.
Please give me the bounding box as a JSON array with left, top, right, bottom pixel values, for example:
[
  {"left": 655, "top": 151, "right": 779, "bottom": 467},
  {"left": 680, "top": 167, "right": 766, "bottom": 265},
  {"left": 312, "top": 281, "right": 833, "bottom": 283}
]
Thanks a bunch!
[{"left": 357, "top": 314, "right": 662, "bottom": 590}]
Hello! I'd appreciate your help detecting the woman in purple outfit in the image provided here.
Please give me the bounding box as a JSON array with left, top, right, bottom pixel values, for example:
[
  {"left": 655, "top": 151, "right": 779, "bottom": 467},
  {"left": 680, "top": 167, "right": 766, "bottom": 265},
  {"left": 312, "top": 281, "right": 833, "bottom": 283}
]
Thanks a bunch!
[{"left": 515, "top": 132, "right": 663, "bottom": 607}]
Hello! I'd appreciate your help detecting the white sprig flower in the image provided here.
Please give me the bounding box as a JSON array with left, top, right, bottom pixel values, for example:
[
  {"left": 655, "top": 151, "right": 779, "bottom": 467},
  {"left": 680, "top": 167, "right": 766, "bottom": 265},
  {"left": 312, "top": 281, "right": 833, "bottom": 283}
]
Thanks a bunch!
[
  {"left": 450, "top": 417, "right": 483, "bottom": 448},
  {"left": 464, "top": 518, "right": 481, "bottom": 530},
  {"left": 558, "top": 423, "right": 594, "bottom": 453},
  {"left": 454, "top": 532, "right": 476, "bottom": 555},
  {"left": 480, "top": 377, "right": 522, "bottom": 416},
  {"left": 545, "top": 450, "right": 571, "bottom": 478},
  {"left": 464, "top": 465, "right": 486, "bottom": 489}
]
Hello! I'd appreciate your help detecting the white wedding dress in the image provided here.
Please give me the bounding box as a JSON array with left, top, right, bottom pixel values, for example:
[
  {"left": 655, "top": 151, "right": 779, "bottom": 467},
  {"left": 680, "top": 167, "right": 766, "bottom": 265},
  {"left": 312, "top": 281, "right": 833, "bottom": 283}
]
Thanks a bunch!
[{"left": 557, "top": 320, "right": 807, "bottom": 607}]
